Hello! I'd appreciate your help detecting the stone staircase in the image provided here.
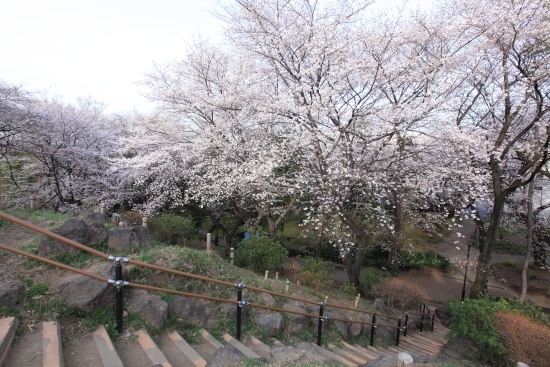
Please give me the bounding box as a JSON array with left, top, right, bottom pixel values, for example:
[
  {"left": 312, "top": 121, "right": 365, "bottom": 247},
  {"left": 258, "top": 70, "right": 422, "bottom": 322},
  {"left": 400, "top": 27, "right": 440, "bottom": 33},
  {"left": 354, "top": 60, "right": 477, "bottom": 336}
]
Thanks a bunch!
[{"left": 0, "top": 316, "right": 449, "bottom": 366}]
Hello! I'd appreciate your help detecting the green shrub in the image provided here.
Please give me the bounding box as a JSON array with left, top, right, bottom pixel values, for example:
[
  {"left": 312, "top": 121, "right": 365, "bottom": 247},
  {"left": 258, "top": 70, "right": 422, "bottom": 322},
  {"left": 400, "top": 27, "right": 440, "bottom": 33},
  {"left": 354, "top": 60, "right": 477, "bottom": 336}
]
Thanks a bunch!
[
  {"left": 149, "top": 214, "right": 197, "bottom": 245},
  {"left": 294, "top": 257, "right": 334, "bottom": 290},
  {"left": 448, "top": 297, "right": 548, "bottom": 365},
  {"left": 504, "top": 259, "right": 516, "bottom": 266},
  {"left": 398, "top": 250, "right": 451, "bottom": 273},
  {"left": 358, "top": 267, "right": 388, "bottom": 298},
  {"left": 234, "top": 237, "right": 288, "bottom": 274}
]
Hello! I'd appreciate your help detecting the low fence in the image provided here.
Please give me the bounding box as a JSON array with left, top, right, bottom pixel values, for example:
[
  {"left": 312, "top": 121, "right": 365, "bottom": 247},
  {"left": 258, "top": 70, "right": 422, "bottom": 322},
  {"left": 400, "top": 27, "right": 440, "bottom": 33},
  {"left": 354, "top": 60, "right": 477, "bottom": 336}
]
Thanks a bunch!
[{"left": 0, "top": 211, "right": 437, "bottom": 347}]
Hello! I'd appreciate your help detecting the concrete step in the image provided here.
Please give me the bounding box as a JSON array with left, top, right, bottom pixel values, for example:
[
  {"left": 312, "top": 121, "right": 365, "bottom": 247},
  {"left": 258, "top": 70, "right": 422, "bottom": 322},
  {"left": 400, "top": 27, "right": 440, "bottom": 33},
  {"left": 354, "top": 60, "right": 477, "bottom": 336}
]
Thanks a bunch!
[
  {"left": 0, "top": 317, "right": 18, "bottom": 367},
  {"left": 222, "top": 333, "right": 261, "bottom": 359},
  {"left": 310, "top": 343, "right": 357, "bottom": 367},
  {"left": 168, "top": 331, "right": 207, "bottom": 367},
  {"left": 42, "top": 321, "right": 64, "bottom": 367},
  {"left": 93, "top": 325, "right": 124, "bottom": 367},
  {"left": 272, "top": 339, "right": 286, "bottom": 347},
  {"left": 246, "top": 336, "right": 271, "bottom": 358},
  {"left": 327, "top": 343, "right": 370, "bottom": 364},
  {"left": 135, "top": 329, "right": 173, "bottom": 367},
  {"left": 341, "top": 341, "right": 379, "bottom": 360},
  {"left": 199, "top": 329, "right": 223, "bottom": 350}
]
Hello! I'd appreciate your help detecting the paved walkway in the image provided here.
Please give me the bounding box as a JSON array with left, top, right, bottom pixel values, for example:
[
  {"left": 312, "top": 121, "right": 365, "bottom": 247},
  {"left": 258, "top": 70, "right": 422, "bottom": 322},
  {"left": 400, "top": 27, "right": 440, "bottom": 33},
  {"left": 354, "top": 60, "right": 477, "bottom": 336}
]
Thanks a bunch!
[{"left": 334, "top": 219, "right": 524, "bottom": 306}]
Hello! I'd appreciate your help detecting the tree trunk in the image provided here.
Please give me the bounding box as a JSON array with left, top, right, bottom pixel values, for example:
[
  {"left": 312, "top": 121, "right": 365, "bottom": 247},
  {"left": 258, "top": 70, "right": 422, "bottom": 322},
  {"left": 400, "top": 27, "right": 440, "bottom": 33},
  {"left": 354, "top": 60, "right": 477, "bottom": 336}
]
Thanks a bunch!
[
  {"left": 520, "top": 179, "right": 535, "bottom": 302},
  {"left": 345, "top": 238, "right": 366, "bottom": 286},
  {"left": 390, "top": 190, "right": 404, "bottom": 270},
  {"left": 470, "top": 191, "right": 506, "bottom": 298}
]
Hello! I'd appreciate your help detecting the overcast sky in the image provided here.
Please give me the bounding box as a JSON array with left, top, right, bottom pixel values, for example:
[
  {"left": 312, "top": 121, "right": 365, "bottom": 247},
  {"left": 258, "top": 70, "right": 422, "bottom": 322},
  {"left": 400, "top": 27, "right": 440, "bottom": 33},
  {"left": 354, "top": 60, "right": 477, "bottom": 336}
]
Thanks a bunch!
[
  {"left": 1, "top": 0, "right": 426, "bottom": 115},
  {"left": 1, "top": 0, "right": 224, "bottom": 114}
]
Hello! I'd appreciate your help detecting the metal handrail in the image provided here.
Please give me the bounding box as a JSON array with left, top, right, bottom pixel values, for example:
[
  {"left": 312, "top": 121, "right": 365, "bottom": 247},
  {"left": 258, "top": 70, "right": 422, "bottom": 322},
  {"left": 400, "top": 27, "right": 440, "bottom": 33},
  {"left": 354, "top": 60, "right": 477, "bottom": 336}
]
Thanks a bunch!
[{"left": 0, "top": 211, "right": 433, "bottom": 346}]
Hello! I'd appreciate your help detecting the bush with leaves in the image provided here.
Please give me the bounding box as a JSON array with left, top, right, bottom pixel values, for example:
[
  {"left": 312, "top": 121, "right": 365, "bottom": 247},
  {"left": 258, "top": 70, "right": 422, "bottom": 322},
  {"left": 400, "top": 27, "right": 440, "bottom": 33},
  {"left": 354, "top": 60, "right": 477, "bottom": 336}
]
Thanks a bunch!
[
  {"left": 149, "top": 213, "right": 197, "bottom": 245},
  {"left": 234, "top": 237, "right": 288, "bottom": 274},
  {"left": 493, "top": 311, "right": 550, "bottom": 367},
  {"left": 448, "top": 297, "right": 548, "bottom": 365},
  {"left": 372, "top": 277, "right": 427, "bottom": 309},
  {"left": 292, "top": 257, "right": 334, "bottom": 290},
  {"left": 358, "top": 267, "right": 389, "bottom": 298}
]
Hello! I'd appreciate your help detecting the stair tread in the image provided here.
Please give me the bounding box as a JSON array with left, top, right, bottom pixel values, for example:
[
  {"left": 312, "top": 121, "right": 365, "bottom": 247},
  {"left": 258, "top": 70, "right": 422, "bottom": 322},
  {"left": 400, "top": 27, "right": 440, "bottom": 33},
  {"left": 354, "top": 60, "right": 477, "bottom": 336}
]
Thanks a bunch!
[
  {"left": 200, "top": 329, "right": 223, "bottom": 350},
  {"left": 135, "top": 329, "right": 173, "bottom": 367},
  {"left": 223, "top": 333, "right": 261, "bottom": 359},
  {"left": 0, "top": 317, "right": 18, "bottom": 367},
  {"left": 328, "top": 343, "right": 371, "bottom": 364},
  {"left": 342, "top": 341, "right": 379, "bottom": 360},
  {"left": 168, "top": 331, "right": 207, "bottom": 367},
  {"left": 310, "top": 343, "right": 357, "bottom": 367},
  {"left": 42, "top": 321, "right": 64, "bottom": 367},
  {"left": 93, "top": 325, "right": 124, "bottom": 367}
]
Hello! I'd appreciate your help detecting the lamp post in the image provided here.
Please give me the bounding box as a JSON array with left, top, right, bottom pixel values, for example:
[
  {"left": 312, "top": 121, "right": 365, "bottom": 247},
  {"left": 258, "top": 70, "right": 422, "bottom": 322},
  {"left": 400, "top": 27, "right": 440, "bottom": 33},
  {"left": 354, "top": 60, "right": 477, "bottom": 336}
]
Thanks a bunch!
[{"left": 461, "top": 239, "right": 473, "bottom": 302}]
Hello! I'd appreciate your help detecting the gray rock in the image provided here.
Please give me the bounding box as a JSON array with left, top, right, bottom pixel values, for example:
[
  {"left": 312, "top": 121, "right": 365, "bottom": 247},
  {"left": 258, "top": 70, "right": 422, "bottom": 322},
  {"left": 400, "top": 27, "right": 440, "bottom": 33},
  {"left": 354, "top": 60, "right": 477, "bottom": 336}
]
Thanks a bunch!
[
  {"left": 170, "top": 296, "right": 209, "bottom": 327},
  {"left": 38, "top": 218, "right": 88, "bottom": 256},
  {"left": 413, "top": 354, "right": 439, "bottom": 363},
  {"left": 255, "top": 313, "right": 284, "bottom": 337},
  {"left": 435, "top": 306, "right": 451, "bottom": 326},
  {"left": 86, "top": 222, "right": 108, "bottom": 246},
  {"left": 283, "top": 303, "right": 311, "bottom": 326},
  {"left": 362, "top": 355, "right": 396, "bottom": 367},
  {"left": 270, "top": 342, "right": 327, "bottom": 364},
  {"left": 258, "top": 292, "right": 276, "bottom": 306},
  {"left": 54, "top": 262, "right": 116, "bottom": 311},
  {"left": 108, "top": 226, "right": 149, "bottom": 250},
  {"left": 228, "top": 303, "right": 249, "bottom": 325},
  {"left": 375, "top": 316, "right": 397, "bottom": 341},
  {"left": 350, "top": 319, "right": 363, "bottom": 337},
  {"left": 0, "top": 280, "right": 25, "bottom": 308},
  {"left": 127, "top": 288, "right": 168, "bottom": 329},
  {"left": 205, "top": 343, "right": 245, "bottom": 367},
  {"left": 326, "top": 312, "right": 352, "bottom": 340},
  {"left": 373, "top": 298, "right": 390, "bottom": 314},
  {"left": 79, "top": 212, "right": 109, "bottom": 224}
]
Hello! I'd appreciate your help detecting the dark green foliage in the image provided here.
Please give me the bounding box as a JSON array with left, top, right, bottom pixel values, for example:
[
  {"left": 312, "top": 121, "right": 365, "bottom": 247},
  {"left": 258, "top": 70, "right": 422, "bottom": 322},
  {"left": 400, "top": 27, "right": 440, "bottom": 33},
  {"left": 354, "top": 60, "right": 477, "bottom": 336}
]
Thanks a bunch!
[
  {"left": 448, "top": 297, "right": 548, "bottom": 365},
  {"left": 398, "top": 250, "right": 451, "bottom": 273},
  {"left": 234, "top": 237, "right": 288, "bottom": 274},
  {"left": 149, "top": 214, "right": 197, "bottom": 245},
  {"left": 362, "top": 248, "right": 451, "bottom": 273},
  {"left": 358, "top": 267, "right": 389, "bottom": 298}
]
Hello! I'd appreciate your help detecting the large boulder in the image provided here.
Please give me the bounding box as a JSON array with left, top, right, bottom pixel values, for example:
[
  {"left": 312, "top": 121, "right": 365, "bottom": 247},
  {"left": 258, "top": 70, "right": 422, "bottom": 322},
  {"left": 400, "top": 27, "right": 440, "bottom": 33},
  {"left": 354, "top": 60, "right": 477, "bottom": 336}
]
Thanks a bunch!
[
  {"left": 79, "top": 211, "right": 109, "bottom": 224},
  {"left": 54, "top": 262, "right": 117, "bottom": 311},
  {"left": 0, "top": 280, "right": 26, "bottom": 308},
  {"left": 170, "top": 296, "right": 218, "bottom": 328},
  {"left": 326, "top": 311, "right": 353, "bottom": 340},
  {"left": 255, "top": 313, "right": 284, "bottom": 337},
  {"left": 127, "top": 288, "right": 168, "bottom": 329},
  {"left": 258, "top": 292, "right": 276, "bottom": 306},
  {"left": 228, "top": 303, "right": 249, "bottom": 325},
  {"left": 205, "top": 344, "right": 245, "bottom": 367},
  {"left": 38, "top": 218, "right": 108, "bottom": 256},
  {"left": 435, "top": 306, "right": 452, "bottom": 326},
  {"left": 108, "top": 226, "right": 149, "bottom": 251},
  {"left": 283, "top": 303, "right": 311, "bottom": 326},
  {"left": 270, "top": 343, "right": 327, "bottom": 365}
]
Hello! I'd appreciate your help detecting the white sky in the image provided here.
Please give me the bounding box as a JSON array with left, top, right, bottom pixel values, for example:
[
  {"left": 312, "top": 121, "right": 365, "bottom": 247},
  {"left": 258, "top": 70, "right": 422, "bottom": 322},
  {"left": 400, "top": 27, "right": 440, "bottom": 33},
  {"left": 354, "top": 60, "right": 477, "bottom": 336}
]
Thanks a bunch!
[
  {"left": 1, "top": 0, "right": 427, "bottom": 115},
  {"left": 1, "top": 0, "right": 224, "bottom": 114}
]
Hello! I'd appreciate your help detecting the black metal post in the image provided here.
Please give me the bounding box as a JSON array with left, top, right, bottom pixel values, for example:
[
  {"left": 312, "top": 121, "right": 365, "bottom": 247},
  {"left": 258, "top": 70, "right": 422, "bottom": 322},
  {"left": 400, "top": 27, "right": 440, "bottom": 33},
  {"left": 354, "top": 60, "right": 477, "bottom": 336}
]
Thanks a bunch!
[
  {"left": 235, "top": 283, "right": 246, "bottom": 341},
  {"left": 431, "top": 314, "right": 435, "bottom": 332},
  {"left": 317, "top": 302, "right": 325, "bottom": 346},
  {"left": 420, "top": 313, "right": 424, "bottom": 332},
  {"left": 115, "top": 260, "right": 123, "bottom": 333},
  {"left": 461, "top": 241, "right": 472, "bottom": 301},
  {"left": 404, "top": 313, "right": 409, "bottom": 337},
  {"left": 395, "top": 318, "right": 402, "bottom": 346},
  {"left": 370, "top": 314, "right": 376, "bottom": 346}
]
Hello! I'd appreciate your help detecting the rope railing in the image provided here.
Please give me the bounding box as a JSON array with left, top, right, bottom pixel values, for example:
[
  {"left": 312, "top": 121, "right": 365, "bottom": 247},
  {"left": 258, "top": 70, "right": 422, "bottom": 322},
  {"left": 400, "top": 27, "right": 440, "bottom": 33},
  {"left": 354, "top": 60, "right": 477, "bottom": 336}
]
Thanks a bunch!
[{"left": 0, "top": 211, "right": 434, "bottom": 346}]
